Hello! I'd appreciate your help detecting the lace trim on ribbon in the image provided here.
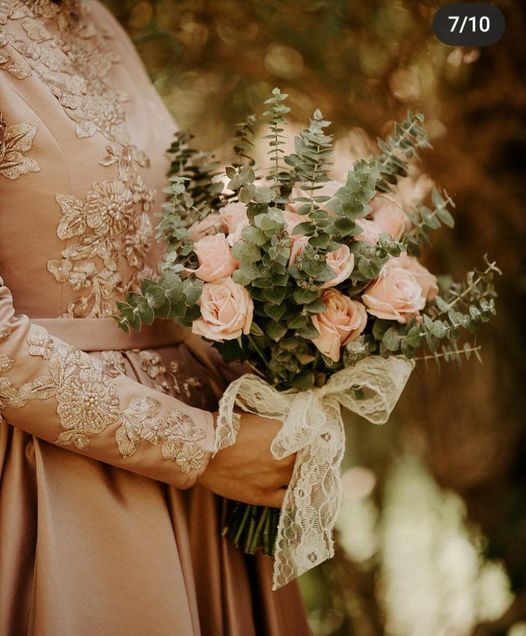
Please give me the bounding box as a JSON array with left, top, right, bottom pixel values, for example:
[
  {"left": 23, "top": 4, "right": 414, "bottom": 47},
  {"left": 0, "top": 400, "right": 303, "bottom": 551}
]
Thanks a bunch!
[{"left": 216, "top": 356, "right": 415, "bottom": 589}]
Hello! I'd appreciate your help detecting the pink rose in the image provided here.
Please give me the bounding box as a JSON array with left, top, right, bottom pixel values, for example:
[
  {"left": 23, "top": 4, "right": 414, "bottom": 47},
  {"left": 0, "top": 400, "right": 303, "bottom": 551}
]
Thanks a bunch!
[
  {"left": 391, "top": 253, "right": 438, "bottom": 300},
  {"left": 192, "top": 277, "right": 254, "bottom": 342},
  {"left": 193, "top": 233, "right": 239, "bottom": 282},
  {"left": 355, "top": 218, "right": 383, "bottom": 245},
  {"left": 321, "top": 244, "right": 355, "bottom": 289},
  {"left": 187, "top": 214, "right": 225, "bottom": 242},
  {"left": 362, "top": 258, "right": 426, "bottom": 323},
  {"left": 221, "top": 201, "right": 249, "bottom": 246},
  {"left": 370, "top": 197, "right": 411, "bottom": 239},
  {"left": 311, "top": 289, "right": 368, "bottom": 362}
]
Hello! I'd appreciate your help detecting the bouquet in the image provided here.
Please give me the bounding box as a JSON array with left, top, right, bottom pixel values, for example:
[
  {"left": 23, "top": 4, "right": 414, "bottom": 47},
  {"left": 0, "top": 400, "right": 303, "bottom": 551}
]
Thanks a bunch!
[{"left": 116, "top": 89, "right": 499, "bottom": 589}]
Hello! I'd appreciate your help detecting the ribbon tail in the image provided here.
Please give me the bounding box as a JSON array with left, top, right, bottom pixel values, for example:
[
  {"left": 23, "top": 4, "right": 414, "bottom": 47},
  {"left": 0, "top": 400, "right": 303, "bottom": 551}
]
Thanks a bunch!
[{"left": 272, "top": 396, "right": 345, "bottom": 590}]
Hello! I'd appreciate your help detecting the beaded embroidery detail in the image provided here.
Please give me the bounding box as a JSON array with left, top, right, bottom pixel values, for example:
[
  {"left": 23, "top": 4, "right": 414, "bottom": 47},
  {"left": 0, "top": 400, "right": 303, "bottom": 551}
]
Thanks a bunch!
[
  {"left": 2, "top": 0, "right": 158, "bottom": 317},
  {"left": 0, "top": 112, "right": 40, "bottom": 179},
  {"left": 0, "top": 329, "right": 208, "bottom": 471}
]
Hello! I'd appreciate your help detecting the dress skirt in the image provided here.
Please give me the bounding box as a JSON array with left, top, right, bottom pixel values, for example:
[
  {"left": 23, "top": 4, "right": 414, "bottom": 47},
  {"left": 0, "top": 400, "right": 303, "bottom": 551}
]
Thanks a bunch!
[{"left": 0, "top": 342, "right": 309, "bottom": 636}]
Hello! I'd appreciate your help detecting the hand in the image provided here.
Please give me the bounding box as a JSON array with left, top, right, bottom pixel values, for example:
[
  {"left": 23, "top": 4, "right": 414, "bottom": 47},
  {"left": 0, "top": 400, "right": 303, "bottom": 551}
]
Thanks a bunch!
[{"left": 197, "top": 413, "right": 294, "bottom": 508}]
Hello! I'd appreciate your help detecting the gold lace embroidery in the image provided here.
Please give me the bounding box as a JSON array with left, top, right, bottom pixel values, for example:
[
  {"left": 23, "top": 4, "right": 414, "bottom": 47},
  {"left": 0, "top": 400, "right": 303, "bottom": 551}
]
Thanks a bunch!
[
  {"left": 0, "top": 329, "right": 208, "bottom": 472},
  {"left": 53, "top": 347, "right": 122, "bottom": 449},
  {"left": 116, "top": 396, "right": 206, "bottom": 472},
  {"left": 46, "top": 170, "right": 155, "bottom": 317},
  {"left": 2, "top": 0, "right": 160, "bottom": 317},
  {"left": 26, "top": 327, "right": 54, "bottom": 358},
  {"left": 0, "top": 353, "right": 13, "bottom": 373},
  {"left": 22, "top": 0, "right": 61, "bottom": 20},
  {"left": 137, "top": 349, "right": 204, "bottom": 400},
  {"left": 99, "top": 350, "right": 127, "bottom": 377},
  {"left": 0, "top": 26, "right": 31, "bottom": 77},
  {"left": 0, "top": 113, "right": 40, "bottom": 180},
  {"left": 0, "top": 325, "right": 13, "bottom": 340},
  {"left": 169, "top": 360, "right": 203, "bottom": 399},
  {"left": 100, "top": 348, "right": 205, "bottom": 404}
]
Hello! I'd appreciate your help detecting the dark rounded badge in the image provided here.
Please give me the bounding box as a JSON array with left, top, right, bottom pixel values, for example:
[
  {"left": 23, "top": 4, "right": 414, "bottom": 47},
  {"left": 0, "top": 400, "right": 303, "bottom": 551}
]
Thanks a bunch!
[{"left": 433, "top": 3, "right": 506, "bottom": 46}]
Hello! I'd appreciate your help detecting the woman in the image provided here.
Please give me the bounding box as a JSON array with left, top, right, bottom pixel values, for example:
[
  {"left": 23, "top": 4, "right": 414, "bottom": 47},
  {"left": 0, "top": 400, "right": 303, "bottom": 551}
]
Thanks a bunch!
[{"left": 0, "top": 0, "right": 309, "bottom": 633}]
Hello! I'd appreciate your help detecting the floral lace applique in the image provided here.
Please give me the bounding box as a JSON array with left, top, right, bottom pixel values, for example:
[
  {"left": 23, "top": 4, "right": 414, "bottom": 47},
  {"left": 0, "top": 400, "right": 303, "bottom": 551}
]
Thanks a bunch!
[
  {"left": 0, "top": 325, "right": 13, "bottom": 340},
  {"left": 137, "top": 350, "right": 171, "bottom": 393},
  {"left": 22, "top": 0, "right": 61, "bottom": 20},
  {"left": 8, "top": 0, "right": 128, "bottom": 144},
  {"left": 2, "top": 0, "right": 160, "bottom": 317},
  {"left": 0, "top": 329, "right": 208, "bottom": 472},
  {"left": 136, "top": 349, "right": 204, "bottom": 401},
  {"left": 99, "top": 350, "right": 127, "bottom": 377},
  {"left": 169, "top": 360, "right": 204, "bottom": 399},
  {"left": 0, "top": 0, "right": 30, "bottom": 24},
  {"left": 0, "top": 353, "right": 13, "bottom": 373},
  {"left": 53, "top": 347, "right": 122, "bottom": 449},
  {"left": 46, "top": 168, "right": 155, "bottom": 317},
  {"left": 116, "top": 397, "right": 206, "bottom": 472},
  {"left": 0, "top": 113, "right": 40, "bottom": 180},
  {"left": 0, "top": 27, "right": 31, "bottom": 77}
]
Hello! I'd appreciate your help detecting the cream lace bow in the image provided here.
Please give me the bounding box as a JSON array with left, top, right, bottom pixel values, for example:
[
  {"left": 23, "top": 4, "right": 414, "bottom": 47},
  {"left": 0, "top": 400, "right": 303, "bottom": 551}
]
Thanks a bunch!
[{"left": 216, "top": 355, "right": 415, "bottom": 590}]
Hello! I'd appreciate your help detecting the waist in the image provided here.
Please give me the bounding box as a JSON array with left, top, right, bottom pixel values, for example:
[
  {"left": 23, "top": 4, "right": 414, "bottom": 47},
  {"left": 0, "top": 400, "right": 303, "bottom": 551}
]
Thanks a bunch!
[{"left": 31, "top": 317, "right": 186, "bottom": 352}]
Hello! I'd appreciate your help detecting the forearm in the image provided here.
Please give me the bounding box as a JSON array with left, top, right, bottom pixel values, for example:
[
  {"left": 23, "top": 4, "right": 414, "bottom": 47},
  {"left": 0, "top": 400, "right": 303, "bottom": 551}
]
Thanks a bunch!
[{"left": 0, "top": 278, "right": 215, "bottom": 488}]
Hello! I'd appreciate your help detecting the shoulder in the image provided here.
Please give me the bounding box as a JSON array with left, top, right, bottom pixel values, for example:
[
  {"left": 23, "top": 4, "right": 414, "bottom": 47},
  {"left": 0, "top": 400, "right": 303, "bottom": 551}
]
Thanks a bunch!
[
  {"left": 86, "top": 2, "right": 143, "bottom": 60},
  {"left": 85, "top": 1, "right": 154, "bottom": 85}
]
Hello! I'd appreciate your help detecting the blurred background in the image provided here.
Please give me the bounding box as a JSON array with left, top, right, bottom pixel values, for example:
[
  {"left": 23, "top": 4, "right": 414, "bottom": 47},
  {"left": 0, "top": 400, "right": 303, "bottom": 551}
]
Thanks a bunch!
[{"left": 102, "top": 1, "right": 526, "bottom": 634}]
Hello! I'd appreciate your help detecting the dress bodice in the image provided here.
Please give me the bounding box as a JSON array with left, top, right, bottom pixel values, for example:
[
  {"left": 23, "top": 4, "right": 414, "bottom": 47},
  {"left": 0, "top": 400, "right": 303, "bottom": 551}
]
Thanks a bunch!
[{"left": 0, "top": 0, "right": 176, "bottom": 318}]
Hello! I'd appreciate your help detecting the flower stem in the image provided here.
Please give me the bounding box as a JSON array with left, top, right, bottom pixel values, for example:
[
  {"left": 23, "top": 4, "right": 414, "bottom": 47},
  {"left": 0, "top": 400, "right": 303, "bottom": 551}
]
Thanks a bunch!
[
  {"left": 245, "top": 507, "right": 257, "bottom": 553},
  {"left": 234, "top": 504, "right": 252, "bottom": 546},
  {"left": 247, "top": 334, "right": 273, "bottom": 374},
  {"left": 251, "top": 506, "right": 270, "bottom": 553}
]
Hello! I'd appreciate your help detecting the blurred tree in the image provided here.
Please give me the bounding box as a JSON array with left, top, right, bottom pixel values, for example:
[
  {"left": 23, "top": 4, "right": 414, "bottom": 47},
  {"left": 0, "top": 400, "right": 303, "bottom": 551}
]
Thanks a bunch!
[{"left": 102, "top": 0, "right": 526, "bottom": 633}]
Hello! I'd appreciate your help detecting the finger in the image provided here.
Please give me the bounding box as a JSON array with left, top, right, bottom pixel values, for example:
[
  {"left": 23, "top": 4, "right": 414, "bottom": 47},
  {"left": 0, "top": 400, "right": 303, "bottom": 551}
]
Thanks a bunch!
[
  {"left": 278, "top": 458, "right": 295, "bottom": 483},
  {"left": 264, "top": 487, "right": 287, "bottom": 509},
  {"left": 271, "top": 453, "right": 296, "bottom": 473}
]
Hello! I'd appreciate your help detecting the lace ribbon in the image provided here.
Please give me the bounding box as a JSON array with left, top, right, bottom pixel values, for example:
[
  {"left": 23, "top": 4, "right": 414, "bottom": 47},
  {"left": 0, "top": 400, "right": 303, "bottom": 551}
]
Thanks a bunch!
[{"left": 215, "top": 355, "right": 415, "bottom": 590}]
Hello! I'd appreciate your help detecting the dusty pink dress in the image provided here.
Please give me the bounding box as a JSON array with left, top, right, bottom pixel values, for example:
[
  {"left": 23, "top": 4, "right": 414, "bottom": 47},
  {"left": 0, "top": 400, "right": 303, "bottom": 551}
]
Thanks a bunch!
[{"left": 0, "top": 1, "right": 309, "bottom": 633}]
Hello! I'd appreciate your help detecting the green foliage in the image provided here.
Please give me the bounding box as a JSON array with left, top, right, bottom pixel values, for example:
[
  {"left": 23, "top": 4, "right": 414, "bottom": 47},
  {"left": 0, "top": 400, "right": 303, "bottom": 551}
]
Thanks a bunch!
[
  {"left": 114, "top": 272, "right": 203, "bottom": 332},
  {"left": 233, "top": 114, "right": 257, "bottom": 167},
  {"left": 262, "top": 88, "right": 292, "bottom": 193},
  {"left": 167, "top": 131, "right": 224, "bottom": 211},
  {"left": 405, "top": 188, "right": 456, "bottom": 253},
  {"left": 368, "top": 257, "right": 500, "bottom": 362},
  {"left": 351, "top": 235, "right": 406, "bottom": 284},
  {"left": 375, "top": 112, "right": 431, "bottom": 192},
  {"left": 285, "top": 108, "right": 333, "bottom": 191},
  {"left": 115, "top": 89, "right": 498, "bottom": 386}
]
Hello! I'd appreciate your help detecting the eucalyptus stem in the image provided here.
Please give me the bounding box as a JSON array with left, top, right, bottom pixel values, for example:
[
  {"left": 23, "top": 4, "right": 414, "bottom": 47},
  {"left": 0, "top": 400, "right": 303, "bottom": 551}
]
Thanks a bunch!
[
  {"left": 245, "top": 507, "right": 258, "bottom": 553},
  {"left": 223, "top": 503, "right": 279, "bottom": 556},
  {"left": 263, "top": 508, "right": 272, "bottom": 553},
  {"left": 247, "top": 334, "right": 273, "bottom": 373},
  {"left": 222, "top": 501, "right": 240, "bottom": 536},
  {"left": 251, "top": 506, "right": 270, "bottom": 553},
  {"left": 415, "top": 345, "right": 482, "bottom": 363},
  {"left": 444, "top": 260, "right": 500, "bottom": 311},
  {"left": 234, "top": 504, "right": 252, "bottom": 546}
]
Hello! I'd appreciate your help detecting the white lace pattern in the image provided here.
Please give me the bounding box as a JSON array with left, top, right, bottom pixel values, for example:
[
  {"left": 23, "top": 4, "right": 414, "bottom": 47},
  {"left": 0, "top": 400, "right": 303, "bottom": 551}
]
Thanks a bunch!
[{"left": 216, "top": 355, "right": 415, "bottom": 590}]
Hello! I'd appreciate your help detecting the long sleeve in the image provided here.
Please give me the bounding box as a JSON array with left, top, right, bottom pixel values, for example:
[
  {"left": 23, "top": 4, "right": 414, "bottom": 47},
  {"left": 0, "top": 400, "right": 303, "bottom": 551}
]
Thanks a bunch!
[
  {"left": 0, "top": 7, "right": 219, "bottom": 489},
  {"left": 0, "top": 278, "right": 216, "bottom": 488}
]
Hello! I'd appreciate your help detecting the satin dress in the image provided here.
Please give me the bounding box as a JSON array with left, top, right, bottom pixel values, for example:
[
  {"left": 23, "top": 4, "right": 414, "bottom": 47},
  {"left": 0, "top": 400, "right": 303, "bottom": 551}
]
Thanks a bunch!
[{"left": 0, "top": 1, "right": 309, "bottom": 633}]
